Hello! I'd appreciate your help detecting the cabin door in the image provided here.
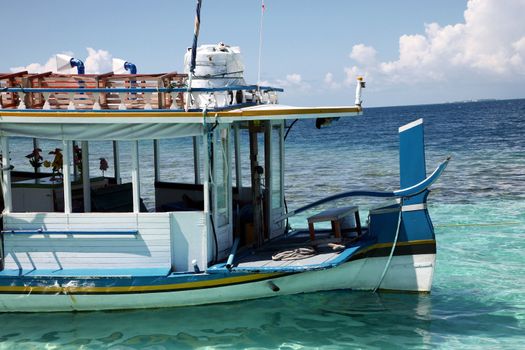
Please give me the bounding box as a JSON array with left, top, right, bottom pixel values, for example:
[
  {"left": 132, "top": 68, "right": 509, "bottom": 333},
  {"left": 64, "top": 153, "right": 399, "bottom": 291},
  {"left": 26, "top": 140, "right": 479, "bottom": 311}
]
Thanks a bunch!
[
  {"left": 265, "top": 120, "right": 286, "bottom": 239},
  {"left": 212, "top": 125, "right": 233, "bottom": 258}
]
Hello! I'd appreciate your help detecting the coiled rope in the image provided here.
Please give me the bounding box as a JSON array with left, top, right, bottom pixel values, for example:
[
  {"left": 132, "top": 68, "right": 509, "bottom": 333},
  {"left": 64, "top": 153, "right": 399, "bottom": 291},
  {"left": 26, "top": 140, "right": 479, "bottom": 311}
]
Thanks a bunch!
[{"left": 272, "top": 247, "right": 316, "bottom": 261}]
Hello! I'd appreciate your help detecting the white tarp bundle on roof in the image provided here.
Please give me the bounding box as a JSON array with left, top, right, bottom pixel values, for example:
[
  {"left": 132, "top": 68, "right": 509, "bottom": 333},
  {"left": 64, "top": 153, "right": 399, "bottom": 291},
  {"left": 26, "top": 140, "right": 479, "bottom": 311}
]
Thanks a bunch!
[{"left": 184, "top": 43, "right": 245, "bottom": 88}]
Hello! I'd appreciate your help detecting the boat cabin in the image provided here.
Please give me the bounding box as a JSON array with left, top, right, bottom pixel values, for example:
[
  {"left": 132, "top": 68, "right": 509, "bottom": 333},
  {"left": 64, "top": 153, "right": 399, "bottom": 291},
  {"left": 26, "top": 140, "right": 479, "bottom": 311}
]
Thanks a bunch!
[{"left": 0, "top": 70, "right": 363, "bottom": 276}]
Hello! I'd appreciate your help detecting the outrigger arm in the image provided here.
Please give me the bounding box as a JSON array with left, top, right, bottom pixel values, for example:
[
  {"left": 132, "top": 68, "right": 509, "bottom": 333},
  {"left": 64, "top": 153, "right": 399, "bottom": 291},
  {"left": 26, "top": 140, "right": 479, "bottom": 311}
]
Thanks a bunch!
[{"left": 275, "top": 156, "right": 451, "bottom": 223}]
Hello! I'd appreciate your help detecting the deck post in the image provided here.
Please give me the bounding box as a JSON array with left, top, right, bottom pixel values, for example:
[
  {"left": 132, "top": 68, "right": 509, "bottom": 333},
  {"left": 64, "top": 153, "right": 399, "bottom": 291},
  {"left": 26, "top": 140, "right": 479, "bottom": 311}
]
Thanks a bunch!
[
  {"left": 1, "top": 137, "right": 13, "bottom": 212},
  {"left": 81, "top": 141, "right": 91, "bottom": 212},
  {"left": 193, "top": 136, "right": 201, "bottom": 184},
  {"left": 131, "top": 140, "right": 140, "bottom": 213},
  {"left": 234, "top": 124, "right": 242, "bottom": 189},
  {"left": 112, "top": 141, "right": 121, "bottom": 184},
  {"left": 62, "top": 140, "right": 73, "bottom": 214},
  {"left": 264, "top": 121, "right": 272, "bottom": 240},
  {"left": 202, "top": 127, "right": 210, "bottom": 265},
  {"left": 249, "top": 122, "right": 264, "bottom": 247},
  {"left": 153, "top": 140, "right": 161, "bottom": 183}
]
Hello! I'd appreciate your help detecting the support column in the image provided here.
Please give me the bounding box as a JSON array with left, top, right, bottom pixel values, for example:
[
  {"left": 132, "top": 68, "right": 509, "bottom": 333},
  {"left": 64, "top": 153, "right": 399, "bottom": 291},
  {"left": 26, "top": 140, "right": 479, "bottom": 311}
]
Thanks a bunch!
[
  {"left": 62, "top": 140, "right": 72, "bottom": 214},
  {"left": 193, "top": 136, "right": 201, "bottom": 184},
  {"left": 202, "top": 128, "right": 211, "bottom": 265},
  {"left": 112, "top": 141, "right": 121, "bottom": 184},
  {"left": 1, "top": 137, "right": 12, "bottom": 212},
  {"left": 81, "top": 141, "right": 91, "bottom": 212},
  {"left": 131, "top": 140, "right": 140, "bottom": 213}
]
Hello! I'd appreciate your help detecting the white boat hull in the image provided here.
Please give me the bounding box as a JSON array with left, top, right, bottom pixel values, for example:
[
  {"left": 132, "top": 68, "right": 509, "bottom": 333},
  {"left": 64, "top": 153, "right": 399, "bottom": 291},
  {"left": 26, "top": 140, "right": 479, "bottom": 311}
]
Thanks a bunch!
[{"left": 0, "top": 254, "right": 435, "bottom": 312}]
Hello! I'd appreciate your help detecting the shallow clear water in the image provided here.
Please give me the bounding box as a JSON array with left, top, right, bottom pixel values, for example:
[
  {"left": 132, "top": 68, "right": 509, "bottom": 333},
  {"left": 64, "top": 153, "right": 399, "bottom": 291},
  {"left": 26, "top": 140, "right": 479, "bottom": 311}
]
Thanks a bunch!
[{"left": 1, "top": 100, "right": 524, "bottom": 349}]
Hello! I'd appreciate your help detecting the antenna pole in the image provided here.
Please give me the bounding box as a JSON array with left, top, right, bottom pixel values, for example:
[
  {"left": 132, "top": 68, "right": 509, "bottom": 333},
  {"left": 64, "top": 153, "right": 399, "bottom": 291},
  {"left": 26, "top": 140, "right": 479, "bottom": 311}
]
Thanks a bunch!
[{"left": 257, "top": 0, "right": 265, "bottom": 86}]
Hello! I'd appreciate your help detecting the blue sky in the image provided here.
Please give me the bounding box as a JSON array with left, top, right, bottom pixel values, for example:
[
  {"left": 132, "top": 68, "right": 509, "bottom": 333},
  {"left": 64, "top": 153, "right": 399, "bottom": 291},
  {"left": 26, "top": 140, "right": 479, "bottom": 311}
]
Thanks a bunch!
[{"left": 2, "top": 0, "right": 524, "bottom": 107}]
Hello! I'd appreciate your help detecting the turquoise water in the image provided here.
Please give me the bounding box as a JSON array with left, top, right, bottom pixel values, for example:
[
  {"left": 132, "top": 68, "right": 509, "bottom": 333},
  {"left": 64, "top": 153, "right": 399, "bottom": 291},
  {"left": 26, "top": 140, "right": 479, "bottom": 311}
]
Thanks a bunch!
[{"left": 1, "top": 100, "right": 524, "bottom": 348}]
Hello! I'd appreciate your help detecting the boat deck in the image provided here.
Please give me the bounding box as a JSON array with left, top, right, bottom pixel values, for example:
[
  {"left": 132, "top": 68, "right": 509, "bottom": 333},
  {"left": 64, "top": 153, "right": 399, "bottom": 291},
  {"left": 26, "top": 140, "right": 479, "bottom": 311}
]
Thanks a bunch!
[{"left": 209, "top": 229, "right": 369, "bottom": 273}]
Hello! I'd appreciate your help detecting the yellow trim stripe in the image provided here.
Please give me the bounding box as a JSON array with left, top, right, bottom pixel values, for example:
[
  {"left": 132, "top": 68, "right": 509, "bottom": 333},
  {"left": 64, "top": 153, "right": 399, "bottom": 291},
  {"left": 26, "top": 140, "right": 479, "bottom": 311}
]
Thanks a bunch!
[
  {"left": 0, "top": 272, "right": 284, "bottom": 294},
  {"left": 0, "top": 106, "right": 361, "bottom": 119}
]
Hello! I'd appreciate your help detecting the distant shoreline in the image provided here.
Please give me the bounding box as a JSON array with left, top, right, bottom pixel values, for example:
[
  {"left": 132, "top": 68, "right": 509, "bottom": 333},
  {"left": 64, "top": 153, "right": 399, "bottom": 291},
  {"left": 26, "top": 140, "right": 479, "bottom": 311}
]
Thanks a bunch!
[{"left": 369, "top": 97, "right": 525, "bottom": 109}]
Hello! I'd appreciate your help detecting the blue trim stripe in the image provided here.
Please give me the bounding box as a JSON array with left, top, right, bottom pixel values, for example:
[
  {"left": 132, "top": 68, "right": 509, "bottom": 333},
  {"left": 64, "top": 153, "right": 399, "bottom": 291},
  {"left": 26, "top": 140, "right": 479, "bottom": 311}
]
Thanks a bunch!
[{"left": 0, "top": 85, "right": 284, "bottom": 94}]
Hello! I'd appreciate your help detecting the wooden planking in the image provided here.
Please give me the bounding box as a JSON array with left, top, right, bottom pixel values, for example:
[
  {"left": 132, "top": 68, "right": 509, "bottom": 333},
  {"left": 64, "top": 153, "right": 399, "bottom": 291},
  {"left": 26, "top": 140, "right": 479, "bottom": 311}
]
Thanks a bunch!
[{"left": 3, "top": 212, "right": 172, "bottom": 270}]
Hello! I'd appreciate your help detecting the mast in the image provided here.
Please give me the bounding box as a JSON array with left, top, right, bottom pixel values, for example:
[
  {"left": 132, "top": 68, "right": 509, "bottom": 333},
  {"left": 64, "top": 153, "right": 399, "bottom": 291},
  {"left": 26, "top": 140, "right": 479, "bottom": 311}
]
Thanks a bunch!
[{"left": 185, "top": 0, "right": 203, "bottom": 111}]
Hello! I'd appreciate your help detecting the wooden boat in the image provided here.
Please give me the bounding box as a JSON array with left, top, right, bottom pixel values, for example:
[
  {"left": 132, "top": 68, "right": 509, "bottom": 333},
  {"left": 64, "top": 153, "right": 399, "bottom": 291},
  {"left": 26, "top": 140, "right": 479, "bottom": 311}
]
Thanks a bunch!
[{"left": 0, "top": 42, "right": 448, "bottom": 312}]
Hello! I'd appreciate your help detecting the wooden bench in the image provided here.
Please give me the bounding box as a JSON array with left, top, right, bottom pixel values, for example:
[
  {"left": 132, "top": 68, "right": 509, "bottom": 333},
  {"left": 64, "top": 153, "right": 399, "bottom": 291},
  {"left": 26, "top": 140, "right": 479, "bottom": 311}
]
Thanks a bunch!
[{"left": 307, "top": 206, "right": 362, "bottom": 241}]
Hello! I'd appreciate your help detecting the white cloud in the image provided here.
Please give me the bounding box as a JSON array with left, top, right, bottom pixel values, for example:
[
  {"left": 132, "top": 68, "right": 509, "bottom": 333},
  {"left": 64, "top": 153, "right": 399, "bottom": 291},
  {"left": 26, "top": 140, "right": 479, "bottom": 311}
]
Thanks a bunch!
[
  {"left": 10, "top": 48, "right": 114, "bottom": 74},
  {"left": 324, "top": 72, "right": 341, "bottom": 89},
  {"left": 343, "top": 0, "right": 525, "bottom": 86},
  {"left": 275, "top": 73, "right": 311, "bottom": 91},
  {"left": 349, "top": 44, "right": 377, "bottom": 65},
  {"left": 84, "top": 48, "right": 113, "bottom": 74}
]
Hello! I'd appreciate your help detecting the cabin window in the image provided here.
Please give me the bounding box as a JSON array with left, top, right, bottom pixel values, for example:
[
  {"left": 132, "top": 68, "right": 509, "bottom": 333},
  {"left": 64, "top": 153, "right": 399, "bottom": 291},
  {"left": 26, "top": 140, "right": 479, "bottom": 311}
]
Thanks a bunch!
[{"left": 154, "top": 137, "right": 204, "bottom": 212}]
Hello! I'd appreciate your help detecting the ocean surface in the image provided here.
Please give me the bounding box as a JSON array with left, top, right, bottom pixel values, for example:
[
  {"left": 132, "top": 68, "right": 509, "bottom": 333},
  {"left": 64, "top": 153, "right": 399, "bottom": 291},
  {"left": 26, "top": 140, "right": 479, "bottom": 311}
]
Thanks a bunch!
[{"left": 1, "top": 99, "right": 524, "bottom": 349}]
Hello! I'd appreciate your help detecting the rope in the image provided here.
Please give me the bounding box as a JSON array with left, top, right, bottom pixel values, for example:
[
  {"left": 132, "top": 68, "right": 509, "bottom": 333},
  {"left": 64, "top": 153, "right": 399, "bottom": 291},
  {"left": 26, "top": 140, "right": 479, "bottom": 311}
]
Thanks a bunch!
[
  {"left": 272, "top": 247, "right": 316, "bottom": 261},
  {"left": 192, "top": 71, "right": 244, "bottom": 79},
  {"left": 284, "top": 119, "right": 299, "bottom": 141},
  {"left": 373, "top": 199, "right": 403, "bottom": 293}
]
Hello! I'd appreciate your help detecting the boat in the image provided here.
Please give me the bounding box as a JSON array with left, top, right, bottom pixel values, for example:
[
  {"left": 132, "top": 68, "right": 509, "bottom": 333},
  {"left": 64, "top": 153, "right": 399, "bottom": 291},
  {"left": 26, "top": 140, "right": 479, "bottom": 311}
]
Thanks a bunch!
[{"left": 0, "top": 13, "right": 448, "bottom": 314}]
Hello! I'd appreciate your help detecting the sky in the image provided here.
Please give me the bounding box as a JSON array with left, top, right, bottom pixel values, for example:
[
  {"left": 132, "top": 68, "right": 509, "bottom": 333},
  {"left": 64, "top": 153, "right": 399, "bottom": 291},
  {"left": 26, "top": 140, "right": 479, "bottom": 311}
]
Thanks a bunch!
[{"left": 1, "top": 0, "right": 524, "bottom": 107}]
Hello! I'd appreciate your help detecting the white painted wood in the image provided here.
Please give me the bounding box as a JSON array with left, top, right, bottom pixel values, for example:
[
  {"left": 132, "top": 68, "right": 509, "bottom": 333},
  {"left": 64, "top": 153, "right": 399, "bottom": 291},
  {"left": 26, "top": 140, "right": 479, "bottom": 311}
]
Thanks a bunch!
[
  {"left": 62, "top": 140, "right": 72, "bottom": 214},
  {"left": 2, "top": 212, "right": 173, "bottom": 270},
  {"left": 81, "top": 141, "right": 91, "bottom": 212},
  {"left": 1, "top": 136, "right": 12, "bottom": 212},
  {"left": 131, "top": 140, "right": 140, "bottom": 213},
  {"left": 112, "top": 141, "right": 121, "bottom": 184},
  {"left": 399, "top": 118, "right": 423, "bottom": 132},
  {"left": 170, "top": 212, "right": 206, "bottom": 272}
]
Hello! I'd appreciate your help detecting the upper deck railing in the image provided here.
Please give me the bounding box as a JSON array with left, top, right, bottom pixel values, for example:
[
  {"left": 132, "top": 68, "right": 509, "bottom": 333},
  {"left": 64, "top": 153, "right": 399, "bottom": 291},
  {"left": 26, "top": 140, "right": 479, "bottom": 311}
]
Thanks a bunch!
[{"left": 0, "top": 71, "right": 282, "bottom": 111}]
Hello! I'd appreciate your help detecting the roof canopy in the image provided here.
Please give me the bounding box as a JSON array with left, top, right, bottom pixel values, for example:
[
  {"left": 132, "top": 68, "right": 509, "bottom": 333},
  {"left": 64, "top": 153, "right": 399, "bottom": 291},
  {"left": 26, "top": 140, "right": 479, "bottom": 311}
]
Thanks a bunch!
[{"left": 0, "top": 122, "right": 202, "bottom": 141}]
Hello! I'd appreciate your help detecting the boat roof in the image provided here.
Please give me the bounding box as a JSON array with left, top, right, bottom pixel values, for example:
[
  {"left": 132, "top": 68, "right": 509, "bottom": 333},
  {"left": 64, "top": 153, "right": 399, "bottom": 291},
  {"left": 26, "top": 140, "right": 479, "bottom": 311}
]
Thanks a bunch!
[{"left": 0, "top": 71, "right": 362, "bottom": 137}]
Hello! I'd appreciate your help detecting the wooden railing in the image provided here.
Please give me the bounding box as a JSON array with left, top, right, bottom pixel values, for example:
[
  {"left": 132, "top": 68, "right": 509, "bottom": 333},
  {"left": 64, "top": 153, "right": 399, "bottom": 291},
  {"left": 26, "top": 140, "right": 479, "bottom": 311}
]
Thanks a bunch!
[
  {"left": 0, "top": 72, "right": 282, "bottom": 110},
  {"left": 0, "top": 71, "right": 187, "bottom": 110}
]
